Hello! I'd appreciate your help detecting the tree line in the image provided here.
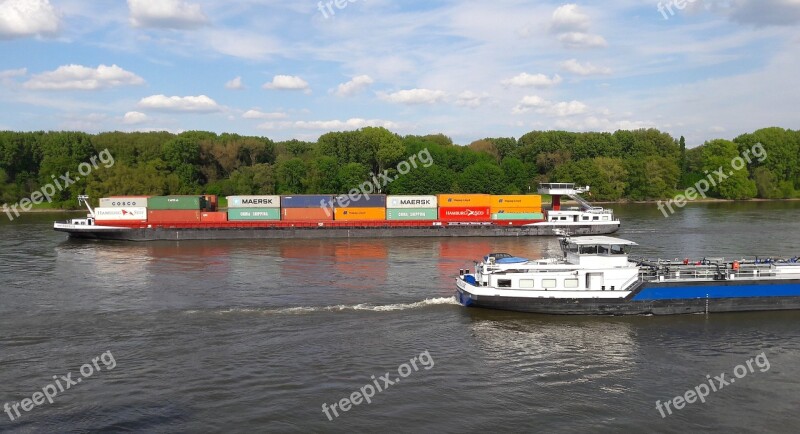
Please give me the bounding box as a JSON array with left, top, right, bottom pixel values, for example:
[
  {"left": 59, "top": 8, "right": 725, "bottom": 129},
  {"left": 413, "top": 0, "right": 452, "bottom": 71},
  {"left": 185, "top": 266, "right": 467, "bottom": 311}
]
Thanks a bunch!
[{"left": 0, "top": 127, "right": 797, "bottom": 208}]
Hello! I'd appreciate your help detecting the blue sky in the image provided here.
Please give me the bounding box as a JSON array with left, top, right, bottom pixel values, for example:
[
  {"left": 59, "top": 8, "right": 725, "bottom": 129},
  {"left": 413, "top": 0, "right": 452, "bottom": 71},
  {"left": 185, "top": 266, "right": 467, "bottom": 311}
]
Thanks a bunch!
[{"left": 0, "top": 0, "right": 798, "bottom": 147}]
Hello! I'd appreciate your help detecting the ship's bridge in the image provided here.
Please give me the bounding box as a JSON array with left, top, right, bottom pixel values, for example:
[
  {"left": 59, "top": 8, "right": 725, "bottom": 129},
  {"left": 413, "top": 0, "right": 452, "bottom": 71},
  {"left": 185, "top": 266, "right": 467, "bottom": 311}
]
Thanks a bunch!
[
  {"left": 537, "top": 183, "right": 588, "bottom": 196},
  {"left": 562, "top": 236, "right": 637, "bottom": 267}
]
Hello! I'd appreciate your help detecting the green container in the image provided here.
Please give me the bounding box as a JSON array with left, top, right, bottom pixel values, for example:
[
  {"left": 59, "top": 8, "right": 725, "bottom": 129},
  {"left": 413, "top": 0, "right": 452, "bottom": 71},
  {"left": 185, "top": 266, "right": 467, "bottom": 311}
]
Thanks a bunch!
[
  {"left": 148, "top": 196, "right": 203, "bottom": 210},
  {"left": 386, "top": 208, "right": 438, "bottom": 220},
  {"left": 227, "top": 208, "right": 281, "bottom": 221},
  {"left": 491, "top": 212, "right": 544, "bottom": 220}
]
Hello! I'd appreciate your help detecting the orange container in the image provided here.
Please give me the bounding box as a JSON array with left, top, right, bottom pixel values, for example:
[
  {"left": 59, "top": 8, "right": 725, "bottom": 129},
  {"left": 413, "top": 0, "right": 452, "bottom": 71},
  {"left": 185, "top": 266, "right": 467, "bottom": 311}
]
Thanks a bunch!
[
  {"left": 490, "top": 206, "right": 542, "bottom": 214},
  {"left": 147, "top": 210, "right": 201, "bottom": 223},
  {"left": 437, "top": 194, "right": 492, "bottom": 207},
  {"left": 334, "top": 207, "right": 386, "bottom": 221},
  {"left": 281, "top": 207, "right": 334, "bottom": 221},
  {"left": 200, "top": 211, "right": 228, "bottom": 222},
  {"left": 491, "top": 195, "right": 542, "bottom": 208}
]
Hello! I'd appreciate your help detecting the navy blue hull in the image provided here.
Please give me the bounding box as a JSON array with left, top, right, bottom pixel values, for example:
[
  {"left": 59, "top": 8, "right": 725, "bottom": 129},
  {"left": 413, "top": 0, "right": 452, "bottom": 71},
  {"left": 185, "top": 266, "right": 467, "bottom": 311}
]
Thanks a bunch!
[{"left": 457, "top": 279, "right": 800, "bottom": 315}]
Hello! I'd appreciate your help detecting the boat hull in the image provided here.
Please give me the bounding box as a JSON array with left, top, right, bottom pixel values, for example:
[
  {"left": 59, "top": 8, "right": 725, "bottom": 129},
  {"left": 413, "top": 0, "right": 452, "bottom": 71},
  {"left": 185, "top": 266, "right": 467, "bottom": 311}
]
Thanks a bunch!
[
  {"left": 54, "top": 221, "right": 620, "bottom": 241},
  {"left": 456, "top": 279, "right": 800, "bottom": 315}
]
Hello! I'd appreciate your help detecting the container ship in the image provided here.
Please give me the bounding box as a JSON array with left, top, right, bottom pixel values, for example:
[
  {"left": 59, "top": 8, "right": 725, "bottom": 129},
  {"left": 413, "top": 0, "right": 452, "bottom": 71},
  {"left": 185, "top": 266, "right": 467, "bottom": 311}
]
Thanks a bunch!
[
  {"left": 456, "top": 235, "right": 800, "bottom": 315},
  {"left": 53, "top": 183, "right": 620, "bottom": 241}
]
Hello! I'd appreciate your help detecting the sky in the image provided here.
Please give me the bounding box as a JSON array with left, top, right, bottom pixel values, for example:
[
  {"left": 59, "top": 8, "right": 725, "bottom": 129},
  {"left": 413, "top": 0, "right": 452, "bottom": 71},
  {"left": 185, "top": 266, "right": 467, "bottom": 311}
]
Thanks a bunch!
[{"left": 0, "top": 0, "right": 798, "bottom": 147}]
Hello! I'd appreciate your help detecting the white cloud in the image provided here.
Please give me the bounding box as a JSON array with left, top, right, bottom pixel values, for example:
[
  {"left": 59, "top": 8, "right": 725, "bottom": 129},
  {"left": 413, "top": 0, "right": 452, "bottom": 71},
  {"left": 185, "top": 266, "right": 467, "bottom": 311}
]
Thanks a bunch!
[
  {"left": 0, "top": 67, "right": 26, "bottom": 78},
  {"left": 558, "top": 32, "right": 608, "bottom": 49},
  {"left": 242, "top": 109, "right": 287, "bottom": 120},
  {"left": 501, "top": 72, "right": 562, "bottom": 88},
  {"left": 225, "top": 76, "right": 244, "bottom": 90},
  {"left": 380, "top": 88, "right": 446, "bottom": 104},
  {"left": 333, "top": 75, "right": 374, "bottom": 97},
  {"left": 137, "top": 94, "right": 220, "bottom": 112},
  {"left": 259, "top": 118, "right": 398, "bottom": 131},
  {"left": 560, "top": 59, "right": 612, "bottom": 75},
  {"left": 263, "top": 75, "right": 310, "bottom": 92},
  {"left": 550, "top": 4, "right": 589, "bottom": 33},
  {"left": 128, "top": 0, "right": 208, "bottom": 29},
  {"left": 512, "top": 95, "right": 587, "bottom": 116},
  {"left": 0, "top": 0, "right": 59, "bottom": 38},
  {"left": 23, "top": 64, "right": 145, "bottom": 90},
  {"left": 207, "top": 30, "right": 279, "bottom": 60},
  {"left": 454, "top": 91, "right": 486, "bottom": 108},
  {"left": 123, "top": 111, "right": 148, "bottom": 124}
]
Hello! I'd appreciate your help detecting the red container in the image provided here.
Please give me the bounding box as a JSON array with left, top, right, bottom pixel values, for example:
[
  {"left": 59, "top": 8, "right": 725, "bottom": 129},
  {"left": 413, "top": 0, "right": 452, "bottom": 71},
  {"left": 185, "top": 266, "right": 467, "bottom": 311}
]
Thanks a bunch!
[
  {"left": 281, "top": 207, "right": 334, "bottom": 221},
  {"left": 95, "top": 220, "right": 144, "bottom": 227},
  {"left": 201, "top": 211, "right": 227, "bottom": 222},
  {"left": 438, "top": 207, "right": 491, "bottom": 221},
  {"left": 148, "top": 210, "right": 201, "bottom": 223}
]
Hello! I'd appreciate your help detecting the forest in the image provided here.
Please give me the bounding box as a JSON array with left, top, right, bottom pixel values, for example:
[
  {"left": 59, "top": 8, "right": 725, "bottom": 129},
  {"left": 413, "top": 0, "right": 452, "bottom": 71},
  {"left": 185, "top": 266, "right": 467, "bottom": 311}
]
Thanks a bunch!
[{"left": 0, "top": 127, "right": 798, "bottom": 208}]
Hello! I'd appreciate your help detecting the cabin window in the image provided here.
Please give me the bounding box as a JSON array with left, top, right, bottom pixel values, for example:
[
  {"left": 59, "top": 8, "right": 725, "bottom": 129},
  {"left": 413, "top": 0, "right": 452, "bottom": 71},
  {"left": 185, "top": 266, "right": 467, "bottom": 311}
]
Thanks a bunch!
[
  {"left": 593, "top": 216, "right": 599, "bottom": 221},
  {"left": 542, "top": 279, "right": 556, "bottom": 289},
  {"left": 602, "top": 216, "right": 609, "bottom": 221},
  {"left": 564, "top": 279, "right": 579, "bottom": 288},
  {"left": 579, "top": 245, "right": 597, "bottom": 254},
  {"left": 519, "top": 279, "right": 534, "bottom": 288},
  {"left": 582, "top": 216, "right": 589, "bottom": 221},
  {"left": 611, "top": 245, "right": 625, "bottom": 255},
  {"left": 497, "top": 279, "right": 512, "bottom": 288},
  {"left": 598, "top": 245, "right": 609, "bottom": 254}
]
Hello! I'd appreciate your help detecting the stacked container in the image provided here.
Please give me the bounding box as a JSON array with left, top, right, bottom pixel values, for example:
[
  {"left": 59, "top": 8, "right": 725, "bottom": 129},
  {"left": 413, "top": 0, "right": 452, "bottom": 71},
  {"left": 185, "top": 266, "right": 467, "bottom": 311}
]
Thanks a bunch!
[
  {"left": 226, "top": 195, "right": 280, "bottom": 221},
  {"left": 386, "top": 195, "right": 438, "bottom": 220},
  {"left": 332, "top": 194, "right": 387, "bottom": 221},
  {"left": 95, "top": 196, "right": 149, "bottom": 225},
  {"left": 146, "top": 196, "right": 206, "bottom": 223},
  {"left": 281, "top": 195, "right": 335, "bottom": 221},
  {"left": 490, "top": 195, "right": 544, "bottom": 220},
  {"left": 436, "top": 194, "right": 491, "bottom": 221}
]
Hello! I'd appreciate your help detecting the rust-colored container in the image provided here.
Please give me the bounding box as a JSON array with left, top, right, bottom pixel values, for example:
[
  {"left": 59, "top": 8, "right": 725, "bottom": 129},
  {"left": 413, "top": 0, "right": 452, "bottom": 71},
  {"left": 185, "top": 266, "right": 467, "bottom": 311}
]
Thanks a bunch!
[
  {"left": 437, "top": 206, "right": 491, "bottom": 221},
  {"left": 281, "top": 207, "right": 334, "bottom": 221},
  {"left": 200, "top": 211, "right": 228, "bottom": 222},
  {"left": 334, "top": 207, "right": 386, "bottom": 221},
  {"left": 147, "top": 210, "right": 201, "bottom": 223}
]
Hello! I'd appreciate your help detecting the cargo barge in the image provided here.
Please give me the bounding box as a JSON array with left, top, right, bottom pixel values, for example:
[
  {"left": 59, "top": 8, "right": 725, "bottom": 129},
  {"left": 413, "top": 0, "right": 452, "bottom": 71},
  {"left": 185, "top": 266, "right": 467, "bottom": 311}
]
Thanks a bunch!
[
  {"left": 456, "top": 235, "right": 800, "bottom": 315},
  {"left": 53, "top": 184, "right": 620, "bottom": 241}
]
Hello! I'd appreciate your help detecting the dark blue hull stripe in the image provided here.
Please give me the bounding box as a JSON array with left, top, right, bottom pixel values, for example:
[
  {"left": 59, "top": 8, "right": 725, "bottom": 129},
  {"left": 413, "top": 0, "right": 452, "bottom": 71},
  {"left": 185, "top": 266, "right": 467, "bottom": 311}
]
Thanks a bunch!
[{"left": 632, "top": 282, "right": 800, "bottom": 301}]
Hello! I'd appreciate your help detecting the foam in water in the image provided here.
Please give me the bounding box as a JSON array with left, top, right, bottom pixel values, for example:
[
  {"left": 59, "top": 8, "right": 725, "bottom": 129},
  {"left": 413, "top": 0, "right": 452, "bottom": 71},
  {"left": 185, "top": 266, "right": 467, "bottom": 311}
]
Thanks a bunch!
[{"left": 184, "top": 297, "right": 459, "bottom": 316}]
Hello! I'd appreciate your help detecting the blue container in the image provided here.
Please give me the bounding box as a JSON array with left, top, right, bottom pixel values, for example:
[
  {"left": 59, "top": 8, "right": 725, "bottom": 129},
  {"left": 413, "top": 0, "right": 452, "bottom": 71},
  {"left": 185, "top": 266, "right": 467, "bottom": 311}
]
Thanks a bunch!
[
  {"left": 280, "top": 195, "right": 335, "bottom": 208},
  {"left": 333, "top": 194, "right": 386, "bottom": 208}
]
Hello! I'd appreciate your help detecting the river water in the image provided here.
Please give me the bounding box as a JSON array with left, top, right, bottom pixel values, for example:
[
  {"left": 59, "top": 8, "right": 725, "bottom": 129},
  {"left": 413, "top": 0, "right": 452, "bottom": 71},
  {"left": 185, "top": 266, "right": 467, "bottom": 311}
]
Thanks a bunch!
[{"left": 1, "top": 202, "right": 799, "bottom": 433}]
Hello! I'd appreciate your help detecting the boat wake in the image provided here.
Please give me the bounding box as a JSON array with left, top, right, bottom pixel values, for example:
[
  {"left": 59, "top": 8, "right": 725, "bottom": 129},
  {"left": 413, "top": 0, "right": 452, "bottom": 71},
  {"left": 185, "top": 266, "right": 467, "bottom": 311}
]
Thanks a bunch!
[{"left": 184, "top": 297, "right": 459, "bottom": 316}]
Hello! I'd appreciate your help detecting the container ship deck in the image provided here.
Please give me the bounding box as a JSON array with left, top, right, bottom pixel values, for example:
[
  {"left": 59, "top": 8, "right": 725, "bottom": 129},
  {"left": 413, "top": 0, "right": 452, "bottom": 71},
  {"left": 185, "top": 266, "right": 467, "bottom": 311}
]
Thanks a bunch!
[{"left": 54, "top": 184, "right": 620, "bottom": 241}]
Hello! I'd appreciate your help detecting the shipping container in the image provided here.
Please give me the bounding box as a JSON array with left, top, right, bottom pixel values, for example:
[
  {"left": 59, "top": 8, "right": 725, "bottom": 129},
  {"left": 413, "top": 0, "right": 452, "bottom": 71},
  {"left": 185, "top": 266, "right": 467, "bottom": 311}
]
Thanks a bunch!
[
  {"left": 99, "top": 197, "right": 149, "bottom": 208},
  {"left": 334, "top": 207, "right": 386, "bottom": 221},
  {"left": 281, "top": 207, "right": 334, "bottom": 221},
  {"left": 227, "top": 208, "right": 281, "bottom": 221},
  {"left": 386, "top": 208, "right": 438, "bottom": 220},
  {"left": 386, "top": 195, "right": 438, "bottom": 209},
  {"left": 437, "top": 207, "right": 491, "bottom": 221},
  {"left": 94, "top": 207, "right": 148, "bottom": 221},
  {"left": 437, "top": 194, "right": 492, "bottom": 207},
  {"left": 332, "top": 194, "right": 386, "bottom": 208},
  {"left": 491, "top": 212, "right": 545, "bottom": 220},
  {"left": 201, "top": 211, "right": 228, "bottom": 222},
  {"left": 203, "top": 195, "right": 218, "bottom": 211},
  {"left": 491, "top": 195, "right": 542, "bottom": 208},
  {"left": 147, "top": 196, "right": 203, "bottom": 210},
  {"left": 490, "top": 207, "right": 542, "bottom": 214},
  {"left": 281, "top": 195, "right": 335, "bottom": 208},
  {"left": 226, "top": 195, "right": 280, "bottom": 208},
  {"left": 147, "top": 210, "right": 201, "bottom": 223}
]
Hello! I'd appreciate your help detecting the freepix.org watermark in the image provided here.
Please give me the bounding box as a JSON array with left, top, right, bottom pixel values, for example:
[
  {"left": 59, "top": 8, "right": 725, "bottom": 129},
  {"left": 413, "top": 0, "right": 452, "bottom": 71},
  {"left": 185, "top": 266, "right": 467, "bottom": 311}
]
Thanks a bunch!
[
  {"left": 657, "top": 0, "right": 699, "bottom": 20},
  {"left": 4, "top": 350, "right": 117, "bottom": 422},
  {"left": 2, "top": 148, "right": 115, "bottom": 221},
  {"left": 657, "top": 142, "right": 766, "bottom": 218},
  {"left": 321, "top": 350, "right": 434, "bottom": 421},
  {"left": 655, "top": 352, "right": 770, "bottom": 418},
  {"left": 320, "top": 147, "right": 433, "bottom": 216},
  {"left": 317, "top": 0, "right": 360, "bottom": 19}
]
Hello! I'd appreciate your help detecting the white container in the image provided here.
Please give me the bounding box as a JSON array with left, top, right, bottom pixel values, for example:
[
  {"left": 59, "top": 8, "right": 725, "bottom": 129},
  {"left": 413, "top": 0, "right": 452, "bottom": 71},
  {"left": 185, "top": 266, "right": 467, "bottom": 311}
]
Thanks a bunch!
[
  {"left": 386, "top": 195, "right": 438, "bottom": 209},
  {"left": 226, "top": 195, "right": 281, "bottom": 208},
  {"left": 99, "top": 197, "right": 148, "bottom": 208},
  {"left": 94, "top": 207, "right": 147, "bottom": 220}
]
